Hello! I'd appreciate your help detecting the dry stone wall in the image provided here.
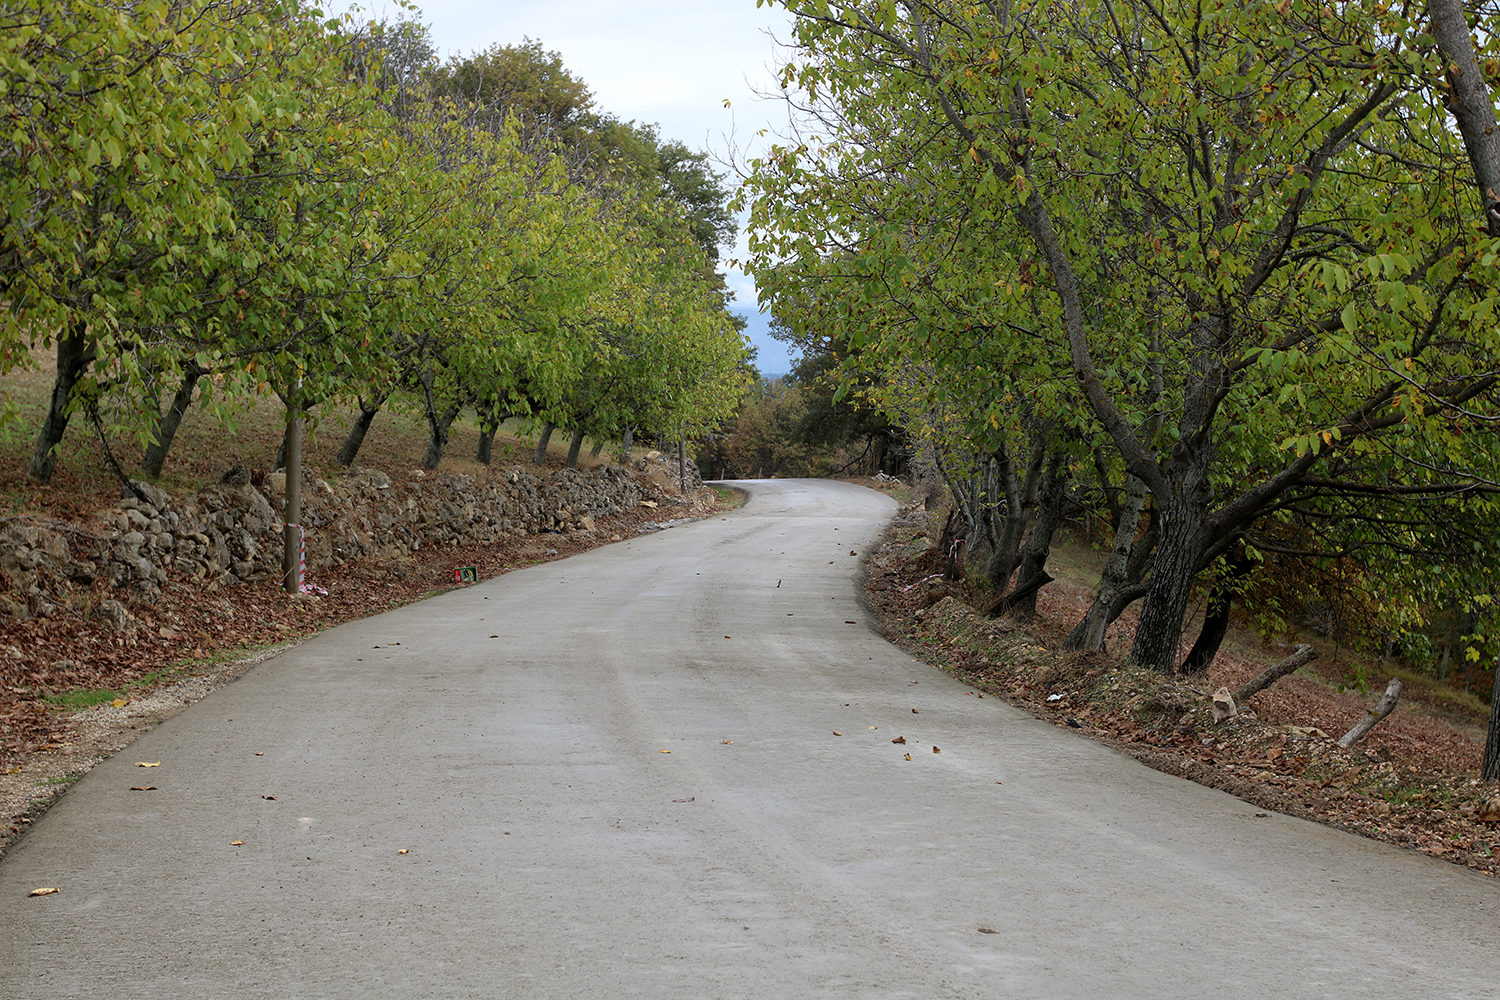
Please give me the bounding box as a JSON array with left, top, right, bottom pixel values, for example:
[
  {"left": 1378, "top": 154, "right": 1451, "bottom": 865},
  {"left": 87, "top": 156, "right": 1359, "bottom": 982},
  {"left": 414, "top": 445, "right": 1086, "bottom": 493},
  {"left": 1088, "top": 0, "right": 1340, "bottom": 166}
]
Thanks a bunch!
[{"left": 0, "top": 464, "right": 641, "bottom": 622}]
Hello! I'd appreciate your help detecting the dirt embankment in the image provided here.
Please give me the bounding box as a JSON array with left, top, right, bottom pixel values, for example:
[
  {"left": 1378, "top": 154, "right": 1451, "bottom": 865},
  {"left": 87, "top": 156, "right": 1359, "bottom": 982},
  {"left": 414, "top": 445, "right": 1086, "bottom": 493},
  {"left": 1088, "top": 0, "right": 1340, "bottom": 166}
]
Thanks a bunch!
[{"left": 859, "top": 490, "right": 1500, "bottom": 879}]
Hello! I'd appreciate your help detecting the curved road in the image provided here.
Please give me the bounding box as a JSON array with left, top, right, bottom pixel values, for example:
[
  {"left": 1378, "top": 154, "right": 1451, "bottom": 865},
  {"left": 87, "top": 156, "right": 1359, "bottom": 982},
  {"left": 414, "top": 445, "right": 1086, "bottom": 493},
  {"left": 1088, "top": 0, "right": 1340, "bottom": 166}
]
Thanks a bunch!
[{"left": 1, "top": 480, "right": 1495, "bottom": 999}]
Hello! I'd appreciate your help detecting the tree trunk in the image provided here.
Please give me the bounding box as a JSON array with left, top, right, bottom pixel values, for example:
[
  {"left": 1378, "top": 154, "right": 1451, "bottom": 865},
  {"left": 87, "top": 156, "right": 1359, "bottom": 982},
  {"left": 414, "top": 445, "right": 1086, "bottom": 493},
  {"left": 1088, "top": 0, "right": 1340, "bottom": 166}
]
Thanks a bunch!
[
  {"left": 1003, "top": 452, "right": 1067, "bottom": 624},
  {"left": 618, "top": 425, "right": 634, "bottom": 462},
  {"left": 282, "top": 378, "right": 304, "bottom": 594},
  {"left": 533, "top": 422, "right": 555, "bottom": 466},
  {"left": 1129, "top": 494, "right": 1209, "bottom": 673},
  {"left": 590, "top": 438, "right": 605, "bottom": 460},
  {"left": 141, "top": 360, "right": 207, "bottom": 479},
  {"left": 274, "top": 396, "right": 316, "bottom": 471},
  {"left": 419, "top": 369, "right": 462, "bottom": 470},
  {"left": 566, "top": 428, "right": 585, "bottom": 469},
  {"left": 1483, "top": 652, "right": 1500, "bottom": 780},
  {"left": 28, "top": 320, "right": 95, "bottom": 484},
  {"left": 1339, "top": 679, "right": 1404, "bottom": 747},
  {"left": 1178, "top": 550, "right": 1257, "bottom": 674},
  {"left": 475, "top": 400, "right": 503, "bottom": 464},
  {"left": 1067, "top": 474, "right": 1149, "bottom": 651},
  {"left": 338, "top": 391, "right": 389, "bottom": 467},
  {"left": 1430, "top": 0, "right": 1500, "bottom": 237}
]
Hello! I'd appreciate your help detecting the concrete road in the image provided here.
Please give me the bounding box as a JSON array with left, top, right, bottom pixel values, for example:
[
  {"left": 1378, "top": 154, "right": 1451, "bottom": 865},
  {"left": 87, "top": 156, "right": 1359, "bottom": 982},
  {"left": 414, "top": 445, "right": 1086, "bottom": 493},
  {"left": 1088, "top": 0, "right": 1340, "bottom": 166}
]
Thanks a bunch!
[{"left": 1, "top": 479, "right": 1496, "bottom": 1000}]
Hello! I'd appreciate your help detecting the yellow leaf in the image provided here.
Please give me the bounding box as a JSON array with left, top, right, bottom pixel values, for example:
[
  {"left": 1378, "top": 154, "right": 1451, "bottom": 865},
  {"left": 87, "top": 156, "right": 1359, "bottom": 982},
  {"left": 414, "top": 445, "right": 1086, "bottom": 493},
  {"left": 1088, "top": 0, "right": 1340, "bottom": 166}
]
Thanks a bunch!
[
  {"left": 659, "top": 749, "right": 671, "bottom": 753},
  {"left": 111, "top": 698, "right": 127, "bottom": 707},
  {"left": 230, "top": 840, "right": 245, "bottom": 846},
  {"left": 135, "top": 761, "right": 160, "bottom": 767},
  {"left": 720, "top": 740, "right": 733, "bottom": 744},
  {"left": 833, "top": 731, "right": 843, "bottom": 736},
  {"left": 398, "top": 849, "right": 409, "bottom": 855},
  {"left": 904, "top": 753, "right": 912, "bottom": 761},
  {"left": 28, "top": 888, "right": 60, "bottom": 897}
]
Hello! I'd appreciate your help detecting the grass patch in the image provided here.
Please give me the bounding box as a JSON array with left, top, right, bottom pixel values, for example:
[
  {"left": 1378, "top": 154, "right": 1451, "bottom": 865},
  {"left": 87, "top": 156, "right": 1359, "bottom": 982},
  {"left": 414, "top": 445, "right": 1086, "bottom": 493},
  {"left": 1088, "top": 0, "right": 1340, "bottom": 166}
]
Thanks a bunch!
[
  {"left": 43, "top": 688, "right": 123, "bottom": 710},
  {"left": 708, "top": 484, "right": 747, "bottom": 507},
  {"left": 39, "top": 774, "right": 79, "bottom": 786},
  {"left": 40, "top": 651, "right": 243, "bottom": 712}
]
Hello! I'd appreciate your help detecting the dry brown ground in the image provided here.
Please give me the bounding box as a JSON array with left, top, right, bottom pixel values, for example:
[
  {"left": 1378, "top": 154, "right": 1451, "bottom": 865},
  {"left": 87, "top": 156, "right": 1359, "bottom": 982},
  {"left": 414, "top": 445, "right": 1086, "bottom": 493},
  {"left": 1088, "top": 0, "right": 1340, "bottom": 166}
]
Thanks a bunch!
[{"left": 853, "top": 485, "right": 1500, "bottom": 879}]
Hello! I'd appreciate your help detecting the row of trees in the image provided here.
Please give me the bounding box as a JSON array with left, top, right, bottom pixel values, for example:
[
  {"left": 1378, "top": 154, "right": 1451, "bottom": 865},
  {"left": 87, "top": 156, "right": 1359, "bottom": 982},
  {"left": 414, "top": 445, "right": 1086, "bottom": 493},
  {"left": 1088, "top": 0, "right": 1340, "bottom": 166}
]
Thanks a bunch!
[
  {"left": 1, "top": 2, "right": 751, "bottom": 484},
  {"left": 741, "top": 0, "right": 1500, "bottom": 685}
]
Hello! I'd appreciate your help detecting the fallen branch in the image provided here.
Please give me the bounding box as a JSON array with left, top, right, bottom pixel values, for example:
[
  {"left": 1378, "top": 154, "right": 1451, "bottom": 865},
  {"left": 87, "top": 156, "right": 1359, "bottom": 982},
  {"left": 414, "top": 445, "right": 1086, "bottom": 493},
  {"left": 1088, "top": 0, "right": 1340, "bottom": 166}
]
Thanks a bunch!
[
  {"left": 1339, "top": 679, "right": 1403, "bottom": 748},
  {"left": 1233, "top": 644, "right": 1319, "bottom": 706}
]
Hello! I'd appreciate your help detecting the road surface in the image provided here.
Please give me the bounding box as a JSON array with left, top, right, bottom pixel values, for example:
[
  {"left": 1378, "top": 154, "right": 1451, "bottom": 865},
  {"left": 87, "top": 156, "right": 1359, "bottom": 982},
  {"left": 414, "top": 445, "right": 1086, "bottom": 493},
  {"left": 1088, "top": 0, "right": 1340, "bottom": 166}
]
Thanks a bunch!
[{"left": 1, "top": 479, "right": 1496, "bottom": 999}]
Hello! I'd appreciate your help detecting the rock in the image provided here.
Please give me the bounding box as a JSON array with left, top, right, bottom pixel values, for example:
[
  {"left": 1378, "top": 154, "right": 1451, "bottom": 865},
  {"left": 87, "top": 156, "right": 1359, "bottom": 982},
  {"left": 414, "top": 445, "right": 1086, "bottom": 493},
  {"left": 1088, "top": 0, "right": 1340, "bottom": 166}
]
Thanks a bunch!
[
  {"left": 264, "top": 472, "right": 287, "bottom": 495},
  {"left": 94, "top": 599, "right": 131, "bottom": 632},
  {"left": 220, "top": 465, "right": 251, "bottom": 487},
  {"left": 125, "top": 479, "right": 171, "bottom": 510}
]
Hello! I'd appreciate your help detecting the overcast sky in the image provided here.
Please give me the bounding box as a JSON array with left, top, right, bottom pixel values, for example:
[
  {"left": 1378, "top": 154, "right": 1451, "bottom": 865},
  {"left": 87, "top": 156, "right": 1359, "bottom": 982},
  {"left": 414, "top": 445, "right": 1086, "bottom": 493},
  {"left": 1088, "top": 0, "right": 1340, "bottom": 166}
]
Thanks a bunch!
[{"left": 387, "top": 0, "right": 801, "bottom": 375}]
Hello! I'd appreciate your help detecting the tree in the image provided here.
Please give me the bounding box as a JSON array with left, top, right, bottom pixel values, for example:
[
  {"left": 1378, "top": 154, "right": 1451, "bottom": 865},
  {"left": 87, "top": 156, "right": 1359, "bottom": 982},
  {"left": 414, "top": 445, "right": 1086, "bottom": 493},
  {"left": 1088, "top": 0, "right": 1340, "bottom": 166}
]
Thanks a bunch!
[{"left": 745, "top": 0, "right": 1500, "bottom": 672}]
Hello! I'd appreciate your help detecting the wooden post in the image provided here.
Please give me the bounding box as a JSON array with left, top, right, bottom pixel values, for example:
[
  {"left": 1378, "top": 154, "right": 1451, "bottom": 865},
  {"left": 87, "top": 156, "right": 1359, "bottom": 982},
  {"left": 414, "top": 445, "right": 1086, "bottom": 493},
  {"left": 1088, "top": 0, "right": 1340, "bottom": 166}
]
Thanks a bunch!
[{"left": 1232, "top": 644, "right": 1318, "bottom": 706}]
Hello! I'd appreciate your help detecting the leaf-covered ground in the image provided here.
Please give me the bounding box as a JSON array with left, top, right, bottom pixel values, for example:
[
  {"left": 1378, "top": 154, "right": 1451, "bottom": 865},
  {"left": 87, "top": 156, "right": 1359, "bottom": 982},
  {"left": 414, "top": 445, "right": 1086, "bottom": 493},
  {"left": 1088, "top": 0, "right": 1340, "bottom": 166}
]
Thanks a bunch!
[{"left": 859, "top": 491, "right": 1500, "bottom": 879}]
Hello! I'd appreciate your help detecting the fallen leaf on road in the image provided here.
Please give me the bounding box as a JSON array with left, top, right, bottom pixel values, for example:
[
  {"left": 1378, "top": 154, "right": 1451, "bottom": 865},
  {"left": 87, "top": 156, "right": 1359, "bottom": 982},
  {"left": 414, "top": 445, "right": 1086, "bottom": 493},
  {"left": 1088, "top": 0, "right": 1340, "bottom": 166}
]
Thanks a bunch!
[
  {"left": 262, "top": 795, "right": 276, "bottom": 801},
  {"left": 255, "top": 752, "right": 264, "bottom": 756},
  {"left": 849, "top": 551, "right": 857, "bottom": 556},
  {"left": 724, "top": 636, "right": 731, "bottom": 639},
  {"left": 833, "top": 731, "right": 843, "bottom": 736},
  {"left": 135, "top": 761, "right": 160, "bottom": 767},
  {"left": 777, "top": 580, "right": 781, "bottom": 588},
  {"left": 398, "top": 849, "right": 409, "bottom": 855},
  {"left": 845, "top": 620, "right": 857, "bottom": 624},
  {"left": 659, "top": 749, "right": 671, "bottom": 753},
  {"left": 28, "top": 888, "right": 59, "bottom": 897},
  {"left": 892, "top": 737, "right": 906, "bottom": 744},
  {"left": 869, "top": 726, "right": 878, "bottom": 730},
  {"left": 995, "top": 781, "right": 1004, "bottom": 784},
  {"left": 933, "top": 746, "right": 942, "bottom": 754},
  {"left": 911, "top": 709, "right": 919, "bottom": 714},
  {"left": 230, "top": 840, "right": 244, "bottom": 846},
  {"left": 673, "top": 798, "right": 695, "bottom": 803},
  {"left": 978, "top": 927, "right": 997, "bottom": 934},
  {"left": 129, "top": 786, "right": 157, "bottom": 791},
  {"left": 720, "top": 740, "right": 734, "bottom": 745},
  {"left": 904, "top": 753, "right": 912, "bottom": 761},
  {"left": 490, "top": 635, "right": 498, "bottom": 638}
]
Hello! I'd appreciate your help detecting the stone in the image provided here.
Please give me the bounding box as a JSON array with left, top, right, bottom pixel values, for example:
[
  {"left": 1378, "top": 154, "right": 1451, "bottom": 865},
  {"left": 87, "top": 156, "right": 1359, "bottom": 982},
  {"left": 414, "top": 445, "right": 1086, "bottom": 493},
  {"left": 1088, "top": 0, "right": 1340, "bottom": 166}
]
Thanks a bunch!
[
  {"left": 220, "top": 465, "right": 251, "bottom": 487},
  {"left": 265, "top": 472, "right": 287, "bottom": 495},
  {"left": 126, "top": 479, "right": 171, "bottom": 510}
]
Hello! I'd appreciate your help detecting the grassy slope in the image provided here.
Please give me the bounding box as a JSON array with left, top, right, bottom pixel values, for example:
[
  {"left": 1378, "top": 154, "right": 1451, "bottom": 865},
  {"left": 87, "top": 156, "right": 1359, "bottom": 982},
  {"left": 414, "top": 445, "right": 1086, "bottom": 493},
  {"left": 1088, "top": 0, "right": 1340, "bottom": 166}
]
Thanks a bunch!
[{"left": 1, "top": 348, "right": 620, "bottom": 520}]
